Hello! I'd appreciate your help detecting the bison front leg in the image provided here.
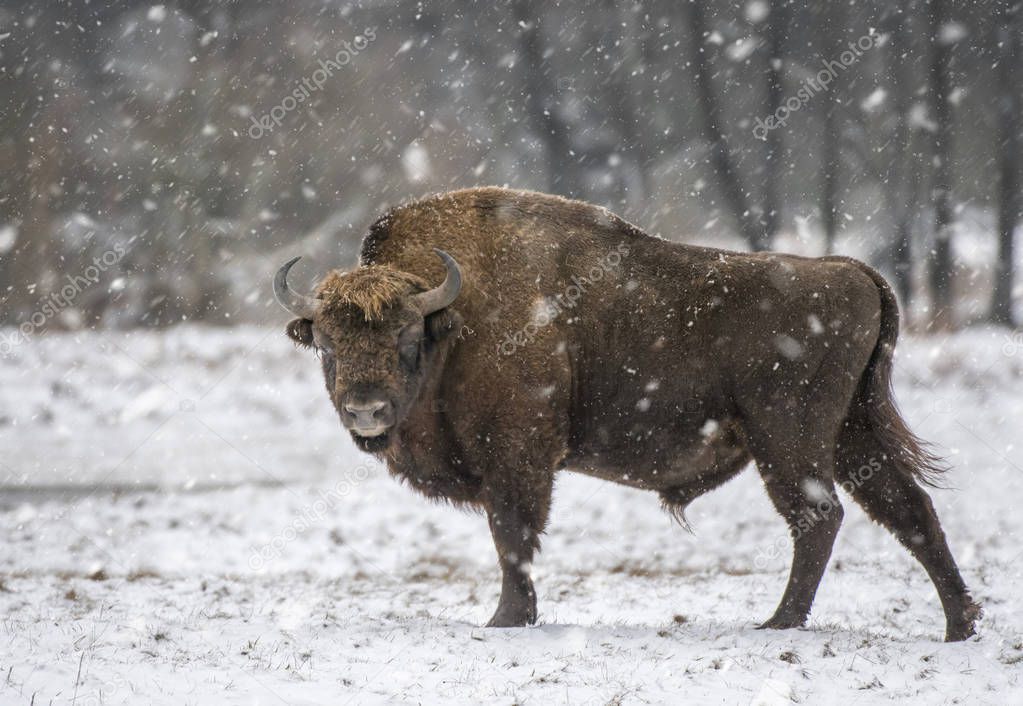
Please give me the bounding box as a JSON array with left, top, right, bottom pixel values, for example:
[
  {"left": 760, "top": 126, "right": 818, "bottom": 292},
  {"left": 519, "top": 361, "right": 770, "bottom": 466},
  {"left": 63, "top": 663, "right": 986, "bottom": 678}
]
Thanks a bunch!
[{"left": 483, "top": 477, "right": 553, "bottom": 628}]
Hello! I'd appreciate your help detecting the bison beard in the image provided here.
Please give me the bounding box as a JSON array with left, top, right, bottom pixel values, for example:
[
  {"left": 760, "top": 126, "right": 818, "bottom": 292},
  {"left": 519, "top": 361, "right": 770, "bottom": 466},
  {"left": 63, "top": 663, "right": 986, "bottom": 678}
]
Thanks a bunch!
[{"left": 274, "top": 187, "right": 980, "bottom": 642}]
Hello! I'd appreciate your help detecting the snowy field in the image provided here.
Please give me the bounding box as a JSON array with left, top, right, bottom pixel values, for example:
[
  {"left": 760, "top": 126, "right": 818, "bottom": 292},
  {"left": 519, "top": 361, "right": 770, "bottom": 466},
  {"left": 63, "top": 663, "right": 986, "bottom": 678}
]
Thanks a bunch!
[{"left": 0, "top": 324, "right": 1021, "bottom": 705}]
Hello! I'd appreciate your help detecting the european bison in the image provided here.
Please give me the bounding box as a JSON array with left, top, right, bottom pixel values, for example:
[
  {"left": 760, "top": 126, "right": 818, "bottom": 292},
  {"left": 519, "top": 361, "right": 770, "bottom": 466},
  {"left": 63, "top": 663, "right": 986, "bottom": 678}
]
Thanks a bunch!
[{"left": 274, "top": 187, "right": 980, "bottom": 641}]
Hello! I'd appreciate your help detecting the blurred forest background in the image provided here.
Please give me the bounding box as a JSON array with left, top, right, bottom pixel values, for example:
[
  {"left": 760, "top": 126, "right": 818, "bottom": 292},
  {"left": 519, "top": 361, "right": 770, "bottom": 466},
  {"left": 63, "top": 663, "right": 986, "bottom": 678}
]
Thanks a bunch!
[{"left": 0, "top": 0, "right": 1020, "bottom": 332}]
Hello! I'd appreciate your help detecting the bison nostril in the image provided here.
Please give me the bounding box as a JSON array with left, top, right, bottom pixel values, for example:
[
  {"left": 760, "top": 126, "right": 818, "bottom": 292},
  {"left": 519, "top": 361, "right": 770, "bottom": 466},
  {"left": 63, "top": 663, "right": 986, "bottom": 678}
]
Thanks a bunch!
[{"left": 344, "top": 399, "right": 391, "bottom": 427}]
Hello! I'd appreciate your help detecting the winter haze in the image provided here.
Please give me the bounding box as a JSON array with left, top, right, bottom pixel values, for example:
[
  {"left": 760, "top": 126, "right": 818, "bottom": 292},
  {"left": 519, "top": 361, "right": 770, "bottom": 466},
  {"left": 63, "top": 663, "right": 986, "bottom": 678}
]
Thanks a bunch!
[{"left": 0, "top": 1, "right": 1021, "bottom": 704}]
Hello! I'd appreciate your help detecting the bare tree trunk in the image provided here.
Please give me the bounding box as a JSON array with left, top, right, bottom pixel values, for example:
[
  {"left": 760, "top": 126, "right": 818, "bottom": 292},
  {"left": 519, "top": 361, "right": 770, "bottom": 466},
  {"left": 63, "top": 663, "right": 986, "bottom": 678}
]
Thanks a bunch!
[
  {"left": 0, "top": 23, "right": 56, "bottom": 324},
  {"left": 762, "top": 0, "right": 787, "bottom": 247},
  {"left": 0, "top": 134, "right": 27, "bottom": 322},
  {"left": 682, "top": 0, "right": 765, "bottom": 250},
  {"left": 514, "top": 0, "right": 582, "bottom": 198},
  {"left": 8, "top": 99, "right": 62, "bottom": 323},
  {"left": 600, "top": 0, "right": 652, "bottom": 211},
  {"left": 889, "top": 3, "right": 916, "bottom": 310},
  {"left": 818, "top": 7, "right": 847, "bottom": 255},
  {"left": 821, "top": 108, "right": 840, "bottom": 255},
  {"left": 992, "top": 2, "right": 1021, "bottom": 327},
  {"left": 819, "top": 8, "right": 840, "bottom": 256},
  {"left": 927, "top": 0, "right": 956, "bottom": 329}
]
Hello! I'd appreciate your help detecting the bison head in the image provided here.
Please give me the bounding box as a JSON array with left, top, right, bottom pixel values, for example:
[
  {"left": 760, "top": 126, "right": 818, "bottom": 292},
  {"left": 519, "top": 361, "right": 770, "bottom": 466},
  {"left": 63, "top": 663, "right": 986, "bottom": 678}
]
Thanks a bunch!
[{"left": 274, "top": 249, "right": 462, "bottom": 452}]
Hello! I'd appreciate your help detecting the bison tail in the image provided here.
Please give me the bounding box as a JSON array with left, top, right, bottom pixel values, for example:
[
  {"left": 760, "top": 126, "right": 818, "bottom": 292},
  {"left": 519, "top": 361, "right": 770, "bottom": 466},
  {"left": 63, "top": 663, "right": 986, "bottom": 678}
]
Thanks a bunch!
[{"left": 830, "top": 257, "right": 948, "bottom": 488}]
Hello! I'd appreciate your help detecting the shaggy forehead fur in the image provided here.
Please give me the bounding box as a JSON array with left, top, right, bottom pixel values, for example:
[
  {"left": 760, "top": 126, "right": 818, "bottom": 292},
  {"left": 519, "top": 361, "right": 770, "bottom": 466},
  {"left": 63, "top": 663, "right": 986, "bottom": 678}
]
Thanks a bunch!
[{"left": 314, "top": 265, "right": 427, "bottom": 321}]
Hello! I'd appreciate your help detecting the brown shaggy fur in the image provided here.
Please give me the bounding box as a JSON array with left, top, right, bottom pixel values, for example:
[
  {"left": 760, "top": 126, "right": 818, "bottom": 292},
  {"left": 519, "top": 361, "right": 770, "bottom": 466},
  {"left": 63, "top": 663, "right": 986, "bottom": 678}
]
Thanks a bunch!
[
  {"left": 283, "top": 187, "right": 979, "bottom": 641},
  {"left": 316, "top": 265, "right": 427, "bottom": 321}
]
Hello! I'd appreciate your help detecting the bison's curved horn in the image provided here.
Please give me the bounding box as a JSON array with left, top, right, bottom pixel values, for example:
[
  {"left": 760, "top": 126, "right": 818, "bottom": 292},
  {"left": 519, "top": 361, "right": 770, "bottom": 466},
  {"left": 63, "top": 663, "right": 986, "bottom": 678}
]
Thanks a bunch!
[
  {"left": 273, "top": 257, "right": 322, "bottom": 319},
  {"left": 414, "top": 249, "right": 463, "bottom": 315}
]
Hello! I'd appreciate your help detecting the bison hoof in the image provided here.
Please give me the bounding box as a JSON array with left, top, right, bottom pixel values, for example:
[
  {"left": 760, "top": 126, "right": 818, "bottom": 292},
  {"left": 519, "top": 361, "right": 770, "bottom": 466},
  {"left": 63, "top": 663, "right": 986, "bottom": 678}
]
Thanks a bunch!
[
  {"left": 485, "top": 603, "right": 537, "bottom": 628},
  {"left": 945, "top": 624, "right": 976, "bottom": 642},
  {"left": 945, "top": 600, "right": 982, "bottom": 642},
  {"left": 756, "top": 613, "right": 807, "bottom": 631}
]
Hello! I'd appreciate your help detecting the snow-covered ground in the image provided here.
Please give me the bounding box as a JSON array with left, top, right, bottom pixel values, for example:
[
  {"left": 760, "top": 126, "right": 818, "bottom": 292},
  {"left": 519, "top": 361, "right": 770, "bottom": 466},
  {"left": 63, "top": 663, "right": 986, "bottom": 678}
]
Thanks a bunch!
[{"left": 0, "top": 325, "right": 1021, "bottom": 704}]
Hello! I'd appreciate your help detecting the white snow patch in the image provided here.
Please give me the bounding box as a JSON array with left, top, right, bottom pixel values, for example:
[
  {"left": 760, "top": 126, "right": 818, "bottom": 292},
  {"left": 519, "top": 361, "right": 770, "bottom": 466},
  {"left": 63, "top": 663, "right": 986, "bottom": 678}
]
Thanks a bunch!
[
  {"left": 0, "top": 225, "right": 16, "bottom": 254},
  {"left": 745, "top": 0, "right": 769, "bottom": 23},
  {"left": 909, "top": 103, "right": 937, "bottom": 132},
  {"left": 401, "top": 141, "right": 431, "bottom": 182},
  {"left": 699, "top": 419, "right": 719, "bottom": 438},
  {"left": 773, "top": 334, "right": 804, "bottom": 360},
  {"left": 861, "top": 88, "right": 887, "bottom": 112},
  {"left": 726, "top": 37, "right": 758, "bottom": 62},
  {"left": 751, "top": 679, "right": 793, "bottom": 706},
  {"left": 939, "top": 22, "right": 968, "bottom": 45},
  {"left": 801, "top": 478, "right": 831, "bottom": 504},
  {"left": 119, "top": 385, "right": 175, "bottom": 423}
]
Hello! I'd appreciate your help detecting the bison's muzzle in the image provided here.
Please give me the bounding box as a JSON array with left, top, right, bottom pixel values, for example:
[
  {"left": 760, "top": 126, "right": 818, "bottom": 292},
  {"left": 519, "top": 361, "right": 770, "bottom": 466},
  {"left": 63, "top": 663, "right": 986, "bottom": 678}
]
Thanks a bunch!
[{"left": 342, "top": 395, "right": 395, "bottom": 437}]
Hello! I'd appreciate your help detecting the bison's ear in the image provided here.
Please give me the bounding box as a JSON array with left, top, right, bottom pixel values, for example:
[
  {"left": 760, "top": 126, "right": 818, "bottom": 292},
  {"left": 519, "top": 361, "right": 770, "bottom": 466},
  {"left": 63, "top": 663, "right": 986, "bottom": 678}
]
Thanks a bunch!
[
  {"left": 285, "top": 318, "right": 314, "bottom": 347},
  {"left": 425, "top": 308, "right": 463, "bottom": 342}
]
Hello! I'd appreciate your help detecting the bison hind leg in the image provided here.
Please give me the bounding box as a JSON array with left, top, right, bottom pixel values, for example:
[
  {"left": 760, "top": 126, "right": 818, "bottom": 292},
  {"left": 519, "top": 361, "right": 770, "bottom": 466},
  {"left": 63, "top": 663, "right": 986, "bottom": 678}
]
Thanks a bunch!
[{"left": 837, "top": 420, "right": 980, "bottom": 641}]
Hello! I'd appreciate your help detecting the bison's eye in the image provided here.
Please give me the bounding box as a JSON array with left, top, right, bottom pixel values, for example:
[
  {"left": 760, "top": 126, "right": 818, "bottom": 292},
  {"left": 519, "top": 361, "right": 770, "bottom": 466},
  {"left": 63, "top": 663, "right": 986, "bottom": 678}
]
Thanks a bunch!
[
  {"left": 397, "top": 325, "right": 423, "bottom": 371},
  {"left": 399, "top": 341, "right": 419, "bottom": 370}
]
